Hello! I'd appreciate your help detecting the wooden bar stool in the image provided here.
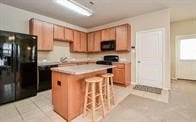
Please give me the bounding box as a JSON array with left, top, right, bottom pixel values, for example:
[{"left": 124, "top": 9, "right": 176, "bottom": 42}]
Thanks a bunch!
[
  {"left": 83, "top": 77, "right": 105, "bottom": 122},
  {"left": 102, "top": 73, "right": 115, "bottom": 110}
]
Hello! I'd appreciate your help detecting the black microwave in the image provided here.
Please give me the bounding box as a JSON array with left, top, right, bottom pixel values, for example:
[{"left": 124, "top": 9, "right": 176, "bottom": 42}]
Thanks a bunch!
[{"left": 101, "top": 40, "right": 116, "bottom": 51}]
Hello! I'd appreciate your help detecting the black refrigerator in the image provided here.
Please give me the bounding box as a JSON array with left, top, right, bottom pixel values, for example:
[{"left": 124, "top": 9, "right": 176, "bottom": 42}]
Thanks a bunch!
[{"left": 0, "top": 30, "right": 37, "bottom": 105}]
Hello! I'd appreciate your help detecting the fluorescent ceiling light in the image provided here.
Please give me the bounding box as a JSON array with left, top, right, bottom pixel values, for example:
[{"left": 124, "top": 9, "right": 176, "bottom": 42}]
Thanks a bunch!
[{"left": 55, "top": 0, "right": 93, "bottom": 16}]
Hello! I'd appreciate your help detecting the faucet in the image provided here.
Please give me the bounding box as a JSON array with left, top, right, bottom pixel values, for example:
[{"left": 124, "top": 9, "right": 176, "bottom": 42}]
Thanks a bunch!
[{"left": 60, "top": 57, "right": 68, "bottom": 63}]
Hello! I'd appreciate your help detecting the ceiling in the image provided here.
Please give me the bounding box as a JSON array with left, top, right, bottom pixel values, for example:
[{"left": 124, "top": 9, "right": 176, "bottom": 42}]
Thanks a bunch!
[{"left": 0, "top": 0, "right": 195, "bottom": 28}]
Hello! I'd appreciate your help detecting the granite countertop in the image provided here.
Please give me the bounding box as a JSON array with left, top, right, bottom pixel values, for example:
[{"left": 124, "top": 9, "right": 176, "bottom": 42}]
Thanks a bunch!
[
  {"left": 51, "top": 64, "right": 115, "bottom": 75},
  {"left": 38, "top": 60, "right": 97, "bottom": 66},
  {"left": 38, "top": 61, "right": 61, "bottom": 66}
]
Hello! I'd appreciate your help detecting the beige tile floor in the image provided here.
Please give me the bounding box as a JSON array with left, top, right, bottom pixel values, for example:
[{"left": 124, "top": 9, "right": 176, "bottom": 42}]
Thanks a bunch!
[{"left": 0, "top": 84, "right": 168, "bottom": 122}]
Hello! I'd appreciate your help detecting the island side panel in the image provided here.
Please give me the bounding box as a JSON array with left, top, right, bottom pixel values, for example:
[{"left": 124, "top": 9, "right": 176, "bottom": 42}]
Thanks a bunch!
[{"left": 52, "top": 71, "right": 68, "bottom": 119}]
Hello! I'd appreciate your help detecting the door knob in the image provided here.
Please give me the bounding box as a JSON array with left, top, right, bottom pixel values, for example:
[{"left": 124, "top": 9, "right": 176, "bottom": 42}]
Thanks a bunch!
[{"left": 137, "top": 61, "right": 141, "bottom": 63}]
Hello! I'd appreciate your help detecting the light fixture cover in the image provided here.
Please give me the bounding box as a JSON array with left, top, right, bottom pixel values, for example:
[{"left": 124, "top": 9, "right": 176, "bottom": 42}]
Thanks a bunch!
[{"left": 55, "top": 0, "right": 93, "bottom": 16}]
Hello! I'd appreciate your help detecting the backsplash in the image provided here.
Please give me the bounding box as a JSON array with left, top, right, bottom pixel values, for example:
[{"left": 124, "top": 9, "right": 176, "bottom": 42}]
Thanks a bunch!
[
  {"left": 38, "top": 41, "right": 88, "bottom": 62},
  {"left": 87, "top": 51, "right": 132, "bottom": 62}
]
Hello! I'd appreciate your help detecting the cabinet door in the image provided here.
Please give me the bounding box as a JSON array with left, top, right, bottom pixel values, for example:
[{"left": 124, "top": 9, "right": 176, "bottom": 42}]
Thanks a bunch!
[
  {"left": 72, "top": 30, "right": 81, "bottom": 52},
  {"left": 29, "top": 19, "right": 43, "bottom": 50},
  {"left": 42, "top": 22, "right": 53, "bottom": 50},
  {"left": 113, "top": 68, "right": 125, "bottom": 84},
  {"left": 53, "top": 25, "right": 65, "bottom": 40},
  {"left": 116, "top": 24, "right": 131, "bottom": 51},
  {"left": 80, "top": 32, "right": 87, "bottom": 52},
  {"left": 87, "top": 33, "right": 94, "bottom": 52},
  {"left": 29, "top": 19, "right": 53, "bottom": 51},
  {"left": 101, "top": 27, "right": 116, "bottom": 41},
  {"left": 65, "top": 27, "right": 74, "bottom": 41},
  {"left": 94, "top": 31, "right": 101, "bottom": 52}
]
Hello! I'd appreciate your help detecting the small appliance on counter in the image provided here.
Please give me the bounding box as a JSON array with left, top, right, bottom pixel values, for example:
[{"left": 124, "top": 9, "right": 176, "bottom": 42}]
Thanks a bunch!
[
  {"left": 0, "top": 30, "right": 37, "bottom": 105},
  {"left": 96, "top": 55, "right": 119, "bottom": 73}
]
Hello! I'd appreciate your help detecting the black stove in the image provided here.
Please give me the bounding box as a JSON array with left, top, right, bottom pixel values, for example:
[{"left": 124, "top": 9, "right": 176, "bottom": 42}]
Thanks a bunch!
[{"left": 96, "top": 55, "right": 119, "bottom": 73}]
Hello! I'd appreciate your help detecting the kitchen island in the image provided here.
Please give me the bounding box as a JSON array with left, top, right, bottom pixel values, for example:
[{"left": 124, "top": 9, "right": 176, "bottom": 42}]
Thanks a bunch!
[{"left": 51, "top": 64, "right": 115, "bottom": 122}]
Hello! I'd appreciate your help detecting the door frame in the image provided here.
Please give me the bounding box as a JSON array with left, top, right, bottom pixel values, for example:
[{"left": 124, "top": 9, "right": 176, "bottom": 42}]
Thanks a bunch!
[
  {"left": 175, "top": 34, "right": 196, "bottom": 80},
  {"left": 136, "top": 28, "right": 165, "bottom": 88}
]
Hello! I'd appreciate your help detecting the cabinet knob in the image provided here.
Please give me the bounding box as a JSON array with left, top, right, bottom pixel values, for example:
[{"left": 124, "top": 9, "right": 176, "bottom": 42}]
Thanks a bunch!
[{"left": 57, "top": 80, "right": 61, "bottom": 86}]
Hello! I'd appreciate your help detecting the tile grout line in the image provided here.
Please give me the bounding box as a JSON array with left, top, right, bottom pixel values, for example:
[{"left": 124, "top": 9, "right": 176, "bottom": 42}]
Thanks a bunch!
[
  {"left": 30, "top": 97, "right": 53, "bottom": 122},
  {"left": 14, "top": 104, "right": 25, "bottom": 122}
]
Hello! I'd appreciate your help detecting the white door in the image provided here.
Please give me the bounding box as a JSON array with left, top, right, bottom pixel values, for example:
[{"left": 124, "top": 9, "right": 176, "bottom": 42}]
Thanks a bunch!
[
  {"left": 176, "top": 35, "right": 196, "bottom": 80},
  {"left": 136, "top": 28, "right": 164, "bottom": 88}
]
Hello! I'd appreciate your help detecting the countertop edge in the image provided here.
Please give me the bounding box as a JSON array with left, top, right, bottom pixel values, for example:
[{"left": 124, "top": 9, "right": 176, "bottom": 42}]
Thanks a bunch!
[{"left": 51, "top": 65, "right": 116, "bottom": 75}]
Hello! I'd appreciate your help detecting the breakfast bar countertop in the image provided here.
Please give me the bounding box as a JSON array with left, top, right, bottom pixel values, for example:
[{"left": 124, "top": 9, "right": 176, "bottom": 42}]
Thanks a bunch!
[{"left": 51, "top": 64, "right": 115, "bottom": 75}]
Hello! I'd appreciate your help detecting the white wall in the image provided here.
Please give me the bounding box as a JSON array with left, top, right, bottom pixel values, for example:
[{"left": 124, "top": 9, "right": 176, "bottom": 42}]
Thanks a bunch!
[
  {"left": 0, "top": 3, "right": 88, "bottom": 62},
  {"left": 88, "top": 9, "right": 171, "bottom": 89},
  {"left": 171, "top": 19, "right": 196, "bottom": 79}
]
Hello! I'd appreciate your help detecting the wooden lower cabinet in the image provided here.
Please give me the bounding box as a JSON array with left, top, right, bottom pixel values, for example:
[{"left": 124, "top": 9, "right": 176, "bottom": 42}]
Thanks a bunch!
[{"left": 113, "top": 63, "right": 131, "bottom": 86}]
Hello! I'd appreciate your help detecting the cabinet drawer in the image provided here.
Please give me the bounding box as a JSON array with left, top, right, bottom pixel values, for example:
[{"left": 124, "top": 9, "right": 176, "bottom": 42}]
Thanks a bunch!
[
  {"left": 116, "top": 64, "right": 125, "bottom": 69},
  {"left": 113, "top": 63, "right": 125, "bottom": 69}
]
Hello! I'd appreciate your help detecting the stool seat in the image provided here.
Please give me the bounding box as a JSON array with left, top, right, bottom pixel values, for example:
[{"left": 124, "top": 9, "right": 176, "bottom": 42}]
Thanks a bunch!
[
  {"left": 101, "top": 73, "right": 114, "bottom": 78},
  {"left": 85, "top": 77, "right": 103, "bottom": 83}
]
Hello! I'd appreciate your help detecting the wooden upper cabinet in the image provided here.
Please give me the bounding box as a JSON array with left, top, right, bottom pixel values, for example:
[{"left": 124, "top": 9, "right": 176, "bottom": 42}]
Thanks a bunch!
[
  {"left": 87, "top": 31, "right": 101, "bottom": 52},
  {"left": 94, "top": 31, "right": 101, "bottom": 52},
  {"left": 53, "top": 25, "right": 65, "bottom": 41},
  {"left": 71, "top": 30, "right": 81, "bottom": 52},
  {"left": 65, "top": 28, "right": 74, "bottom": 42},
  {"left": 116, "top": 24, "right": 131, "bottom": 51},
  {"left": 29, "top": 19, "right": 43, "bottom": 50},
  {"left": 87, "top": 32, "right": 94, "bottom": 52},
  {"left": 42, "top": 22, "right": 53, "bottom": 50},
  {"left": 101, "top": 27, "right": 116, "bottom": 41},
  {"left": 53, "top": 25, "right": 74, "bottom": 42},
  {"left": 80, "top": 32, "right": 87, "bottom": 52},
  {"left": 29, "top": 19, "right": 53, "bottom": 51}
]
